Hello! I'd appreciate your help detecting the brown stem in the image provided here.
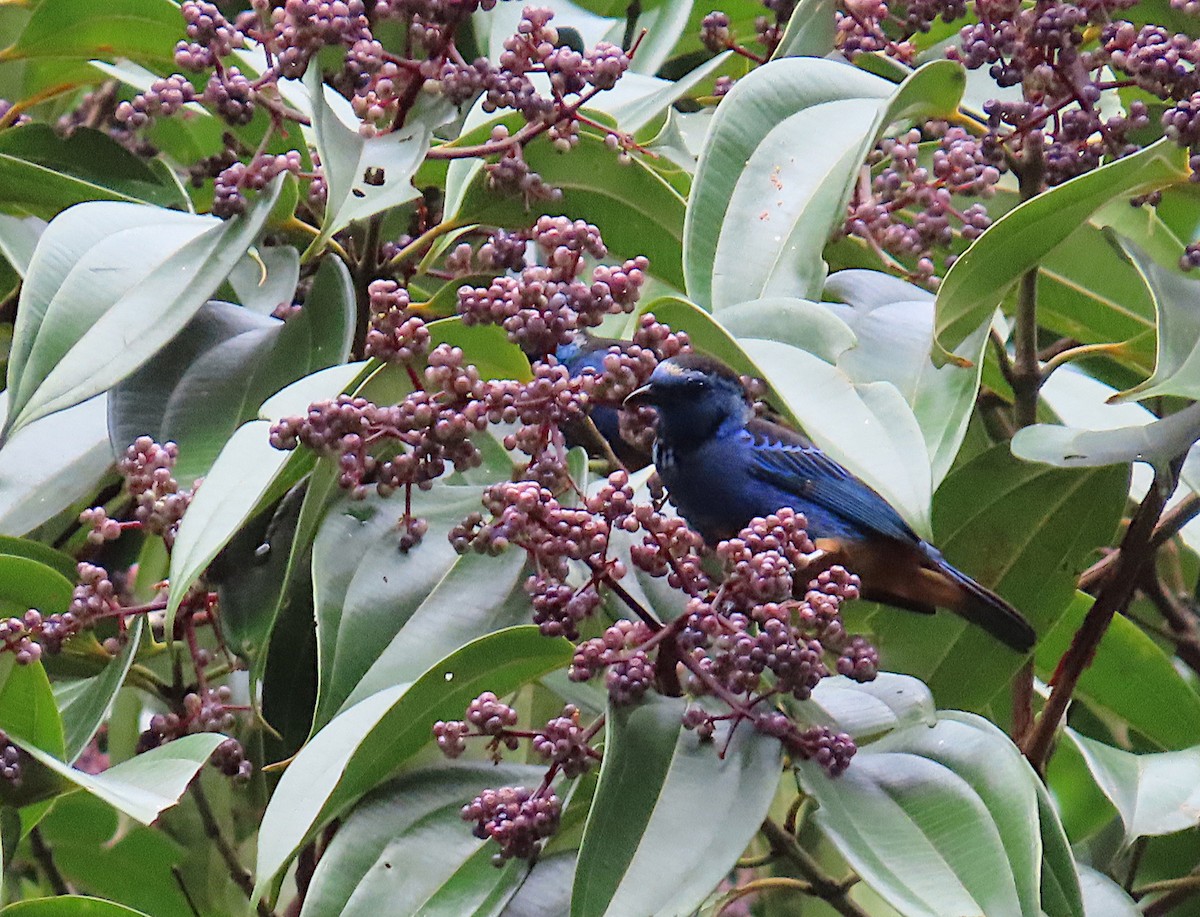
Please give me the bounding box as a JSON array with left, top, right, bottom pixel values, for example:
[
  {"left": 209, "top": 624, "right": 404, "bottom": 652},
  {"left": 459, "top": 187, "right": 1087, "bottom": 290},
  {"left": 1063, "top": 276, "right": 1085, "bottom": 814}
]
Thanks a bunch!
[
  {"left": 29, "top": 826, "right": 71, "bottom": 896},
  {"left": 1139, "top": 569, "right": 1200, "bottom": 676},
  {"left": 1010, "top": 139, "right": 1045, "bottom": 430},
  {"left": 1078, "top": 494, "right": 1200, "bottom": 592},
  {"left": 759, "top": 818, "right": 869, "bottom": 917},
  {"left": 1022, "top": 468, "right": 1175, "bottom": 773},
  {"left": 1140, "top": 864, "right": 1200, "bottom": 916},
  {"left": 191, "top": 781, "right": 277, "bottom": 917}
]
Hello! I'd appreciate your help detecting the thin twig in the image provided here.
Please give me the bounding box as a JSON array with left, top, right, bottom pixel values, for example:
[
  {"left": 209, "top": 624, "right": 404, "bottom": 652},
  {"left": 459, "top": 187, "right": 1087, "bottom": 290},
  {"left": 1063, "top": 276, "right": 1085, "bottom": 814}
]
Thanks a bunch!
[
  {"left": 1023, "top": 467, "right": 1176, "bottom": 772},
  {"left": 191, "top": 781, "right": 277, "bottom": 917},
  {"left": 717, "top": 877, "right": 815, "bottom": 914},
  {"left": 758, "top": 818, "right": 868, "bottom": 917},
  {"left": 1139, "top": 864, "right": 1200, "bottom": 915},
  {"left": 29, "top": 826, "right": 71, "bottom": 896},
  {"left": 1078, "top": 494, "right": 1200, "bottom": 592},
  {"left": 172, "top": 866, "right": 203, "bottom": 917}
]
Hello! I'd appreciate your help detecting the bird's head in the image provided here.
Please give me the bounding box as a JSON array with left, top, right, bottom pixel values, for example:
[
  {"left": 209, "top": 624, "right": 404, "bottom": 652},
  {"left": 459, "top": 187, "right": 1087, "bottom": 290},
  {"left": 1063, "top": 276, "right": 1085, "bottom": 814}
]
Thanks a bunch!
[{"left": 624, "top": 354, "right": 752, "bottom": 449}]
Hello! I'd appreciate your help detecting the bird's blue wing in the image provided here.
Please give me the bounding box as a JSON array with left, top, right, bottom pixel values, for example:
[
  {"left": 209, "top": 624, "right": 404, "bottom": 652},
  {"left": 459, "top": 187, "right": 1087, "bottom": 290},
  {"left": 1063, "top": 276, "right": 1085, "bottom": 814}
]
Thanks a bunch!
[{"left": 744, "top": 419, "right": 919, "bottom": 545}]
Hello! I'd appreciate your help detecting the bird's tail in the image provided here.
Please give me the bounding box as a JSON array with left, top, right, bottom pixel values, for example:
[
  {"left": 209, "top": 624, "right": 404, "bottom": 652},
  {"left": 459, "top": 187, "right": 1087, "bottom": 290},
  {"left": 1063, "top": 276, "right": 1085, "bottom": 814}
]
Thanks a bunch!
[{"left": 931, "top": 556, "right": 1036, "bottom": 653}]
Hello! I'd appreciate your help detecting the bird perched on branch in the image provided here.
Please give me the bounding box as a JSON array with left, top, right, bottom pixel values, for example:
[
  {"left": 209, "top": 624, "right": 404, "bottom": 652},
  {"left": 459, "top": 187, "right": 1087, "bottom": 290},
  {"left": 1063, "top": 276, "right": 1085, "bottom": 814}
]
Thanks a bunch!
[{"left": 625, "top": 353, "right": 1035, "bottom": 652}]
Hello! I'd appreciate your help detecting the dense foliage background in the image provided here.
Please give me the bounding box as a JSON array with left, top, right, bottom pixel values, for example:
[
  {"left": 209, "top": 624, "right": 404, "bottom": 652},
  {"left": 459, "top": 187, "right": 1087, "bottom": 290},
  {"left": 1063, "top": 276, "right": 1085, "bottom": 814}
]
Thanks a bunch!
[{"left": 4, "top": 0, "right": 1200, "bottom": 913}]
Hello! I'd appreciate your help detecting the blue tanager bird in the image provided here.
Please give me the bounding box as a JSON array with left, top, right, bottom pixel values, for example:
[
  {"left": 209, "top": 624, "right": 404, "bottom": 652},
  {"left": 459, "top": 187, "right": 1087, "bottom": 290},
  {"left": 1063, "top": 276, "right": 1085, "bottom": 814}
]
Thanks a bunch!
[{"left": 625, "top": 353, "right": 1036, "bottom": 652}]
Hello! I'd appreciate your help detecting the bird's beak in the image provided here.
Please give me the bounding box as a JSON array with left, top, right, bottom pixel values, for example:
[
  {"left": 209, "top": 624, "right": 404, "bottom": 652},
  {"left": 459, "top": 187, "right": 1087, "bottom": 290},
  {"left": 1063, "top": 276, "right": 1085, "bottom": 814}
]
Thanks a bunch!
[{"left": 624, "top": 383, "right": 655, "bottom": 408}]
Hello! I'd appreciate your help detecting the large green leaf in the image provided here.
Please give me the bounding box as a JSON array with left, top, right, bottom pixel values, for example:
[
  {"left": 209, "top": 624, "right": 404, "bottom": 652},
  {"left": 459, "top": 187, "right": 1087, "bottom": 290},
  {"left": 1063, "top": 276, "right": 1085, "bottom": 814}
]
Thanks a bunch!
[
  {"left": 2, "top": 178, "right": 283, "bottom": 440},
  {"left": 227, "top": 245, "right": 301, "bottom": 315},
  {"left": 165, "top": 419, "right": 313, "bottom": 638},
  {"left": 253, "top": 627, "right": 573, "bottom": 900},
  {"left": 773, "top": 0, "right": 838, "bottom": 57},
  {"left": 109, "top": 256, "right": 354, "bottom": 486},
  {"left": 0, "top": 554, "right": 71, "bottom": 618},
  {"left": 11, "top": 733, "right": 226, "bottom": 825},
  {"left": 793, "top": 672, "right": 937, "bottom": 743},
  {"left": 1110, "top": 237, "right": 1200, "bottom": 402},
  {"left": 0, "top": 393, "right": 111, "bottom": 537},
  {"left": 54, "top": 618, "right": 145, "bottom": 763},
  {"left": 689, "top": 57, "right": 963, "bottom": 310},
  {"left": 1067, "top": 730, "right": 1200, "bottom": 846},
  {"left": 572, "top": 695, "right": 782, "bottom": 917},
  {"left": 0, "top": 0, "right": 182, "bottom": 66},
  {"left": 934, "top": 139, "right": 1189, "bottom": 355},
  {"left": 303, "top": 65, "right": 431, "bottom": 259},
  {"left": 310, "top": 487, "right": 529, "bottom": 730},
  {"left": 1077, "top": 866, "right": 1138, "bottom": 916},
  {"left": 301, "top": 763, "right": 546, "bottom": 917},
  {"left": 0, "top": 655, "right": 67, "bottom": 808},
  {"left": 1036, "top": 780, "right": 1087, "bottom": 917},
  {"left": 0, "top": 125, "right": 186, "bottom": 218},
  {"left": 799, "top": 712, "right": 1045, "bottom": 917},
  {"left": 869, "top": 443, "right": 1127, "bottom": 712},
  {"left": 1039, "top": 592, "right": 1200, "bottom": 750},
  {"left": 1012, "top": 401, "right": 1200, "bottom": 476}
]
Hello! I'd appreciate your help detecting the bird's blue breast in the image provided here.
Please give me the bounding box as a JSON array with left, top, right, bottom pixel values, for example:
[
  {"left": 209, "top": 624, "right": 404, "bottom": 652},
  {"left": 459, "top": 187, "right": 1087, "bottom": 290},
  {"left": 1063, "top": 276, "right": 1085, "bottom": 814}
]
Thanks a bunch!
[{"left": 656, "top": 429, "right": 864, "bottom": 544}]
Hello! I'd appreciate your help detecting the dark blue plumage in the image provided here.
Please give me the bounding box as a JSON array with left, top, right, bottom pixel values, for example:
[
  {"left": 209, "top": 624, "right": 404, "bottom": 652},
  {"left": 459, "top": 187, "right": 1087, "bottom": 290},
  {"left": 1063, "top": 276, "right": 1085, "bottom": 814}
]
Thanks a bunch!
[
  {"left": 556, "top": 336, "right": 651, "bottom": 469},
  {"left": 625, "top": 353, "right": 1035, "bottom": 652}
]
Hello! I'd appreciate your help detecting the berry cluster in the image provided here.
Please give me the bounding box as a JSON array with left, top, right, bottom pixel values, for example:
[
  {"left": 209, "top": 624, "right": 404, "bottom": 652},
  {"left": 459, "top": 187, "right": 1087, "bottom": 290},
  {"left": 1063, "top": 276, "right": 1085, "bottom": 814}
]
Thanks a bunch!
[
  {"left": 364, "top": 280, "right": 430, "bottom": 363},
  {"left": 110, "top": 1, "right": 636, "bottom": 222},
  {"left": 461, "top": 785, "right": 562, "bottom": 863},
  {"left": 138, "top": 687, "right": 253, "bottom": 781},
  {"left": 846, "top": 125, "right": 1000, "bottom": 280},
  {"left": 435, "top": 694, "right": 595, "bottom": 861},
  {"left": 271, "top": 345, "right": 492, "bottom": 544},
  {"left": 0, "top": 562, "right": 126, "bottom": 663},
  {"left": 457, "top": 215, "right": 649, "bottom": 358},
  {"left": 118, "top": 438, "right": 192, "bottom": 549},
  {"left": 0, "top": 731, "right": 23, "bottom": 787}
]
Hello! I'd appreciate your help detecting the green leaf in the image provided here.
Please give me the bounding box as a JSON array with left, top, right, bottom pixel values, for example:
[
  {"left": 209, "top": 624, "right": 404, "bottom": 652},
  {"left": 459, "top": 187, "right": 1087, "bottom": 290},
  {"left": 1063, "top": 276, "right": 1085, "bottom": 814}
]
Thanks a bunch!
[
  {"left": 0, "top": 554, "right": 71, "bottom": 618},
  {"left": 686, "top": 57, "right": 889, "bottom": 309},
  {"left": 1078, "top": 866, "right": 1138, "bottom": 916},
  {"left": 253, "top": 627, "right": 573, "bottom": 899},
  {"left": 772, "top": 0, "right": 838, "bottom": 58},
  {"left": 799, "top": 712, "right": 1043, "bottom": 917},
  {"left": 1011, "top": 401, "right": 1200, "bottom": 475},
  {"left": 873, "top": 443, "right": 1127, "bottom": 712},
  {"left": 0, "top": 0, "right": 182, "bottom": 66},
  {"left": 110, "top": 256, "right": 354, "bottom": 485},
  {"left": 166, "top": 419, "right": 311, "bottom": 639},
  {"left": 1038, "top": 592, "right": 1200, "bottom": 750},
  {"left": 301, "top": 763, "right": 545, "bottom": 917},
  {"left": 310, "top": 487, "right": 529, "bottom": 730},
  {"left": 1110, "top": 236, "right": 1200, "bottom": 402},
  {"left": 0, "top": 655, "right": 67, "bottom": 808},
  {"left": 792, "top": 672, "right": 936, "bottom": 743},
  {"left": 303, "top": 65, "right": 431, "bottom": 259},
  {"left": 934, "top": 139, "right": 1189, "bottom": 355},
  {"left": 2, "top": 178, "right": 283, "bottom": 440},
  {"left": 0, "top": 125, "right": 187, "bottom": 219},
  {"left": 0, "top": 399, "right": 111, "bottom": 540},
  {"left": 449, "top": 122, "right": 687, "bottom": 290},
  {"left": 1067, "top": 729, "right": 1200, "bottom": 845},
  {"left": 228, "top": 245, "right": 301, "bottom": 315},
  {"left": 0, "top": 536, "right": 75, "bottom": 582},
  {"left": 572, "top": 695, "right": 782, "bottom": 917},
  {"left": 0, "top": 897, "right": 154, "bottom": 917},
  {"left": 1036, "top": 779, "right": 1086, "bottom": 917},
  {"left": 54, "top": 618, "right": 145, "bottom": 763},
  {"left": 689, "top": 57, "right": 964, "bottom": 310},
  {"left": 12, "top": 733, "right": 225, "bottom": 825},
  {"left": 822, "top": 269, "right": 990, "bottom": 486},
  {"left": 600, "top": 55, "right": 732, "bottom": 135}
]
